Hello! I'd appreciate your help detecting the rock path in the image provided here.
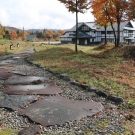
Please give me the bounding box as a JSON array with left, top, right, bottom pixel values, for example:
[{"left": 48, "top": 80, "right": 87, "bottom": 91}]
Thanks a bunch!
[{"left": 0, "top": 50, "right": 127, "bottom": 135}]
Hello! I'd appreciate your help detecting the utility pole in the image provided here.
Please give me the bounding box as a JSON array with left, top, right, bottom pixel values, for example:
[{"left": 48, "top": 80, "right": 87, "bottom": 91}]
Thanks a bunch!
[
  {"left": 22, "top": 26, "right": 25, "bottom": 40},
  {"left": 75, "top": 0, "right": 78, "bottom": 52}
]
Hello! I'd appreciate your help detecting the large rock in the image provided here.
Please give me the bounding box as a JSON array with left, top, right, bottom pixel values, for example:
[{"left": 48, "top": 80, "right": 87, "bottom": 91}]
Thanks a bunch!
[
  {"left": 18, "top": 125, "right": 42, "bottom": 135},
  {"left": 107, "top": 95, "right": 124, "bottom": 103},
  {"left": 19, "top": 96, "right": 104, "bottom": 126}
]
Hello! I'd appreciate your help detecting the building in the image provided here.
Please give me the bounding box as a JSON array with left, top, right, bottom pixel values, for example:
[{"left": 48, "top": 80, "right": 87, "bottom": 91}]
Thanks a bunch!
[
  {"left": 60, "top": 21, "right": 135, "bottom": 45},
  {"left": 26, "top": 35, "right": 37, "bottom": 41}
]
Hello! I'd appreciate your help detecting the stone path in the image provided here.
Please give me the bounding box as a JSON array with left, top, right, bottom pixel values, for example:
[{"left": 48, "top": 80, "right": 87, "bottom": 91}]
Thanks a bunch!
[{"left": 0, "top": 50, "right": 127, "bottom": 135}]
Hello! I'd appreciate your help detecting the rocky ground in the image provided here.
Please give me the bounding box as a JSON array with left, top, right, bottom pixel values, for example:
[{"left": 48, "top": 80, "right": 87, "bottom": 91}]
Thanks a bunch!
[{"left": 0, "top": 51, "right": 130, "bottom": 135}]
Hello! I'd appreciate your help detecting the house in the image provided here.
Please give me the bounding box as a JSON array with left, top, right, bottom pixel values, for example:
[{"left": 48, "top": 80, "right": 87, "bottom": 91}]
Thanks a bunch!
[
  {"left": 26, "top": 34, "right": 37, "bottom": 41},
  {"left": 60, "top": 21, "right": 135, "bottom": 45}
]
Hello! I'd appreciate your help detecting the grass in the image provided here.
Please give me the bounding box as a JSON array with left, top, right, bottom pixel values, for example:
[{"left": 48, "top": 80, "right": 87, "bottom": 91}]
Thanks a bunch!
[
  {"left": 1, "top": 40, "right": 135, "bottom": 134},
  {"left": 0, "top": 128, "right": 18, "bottom": 135}
]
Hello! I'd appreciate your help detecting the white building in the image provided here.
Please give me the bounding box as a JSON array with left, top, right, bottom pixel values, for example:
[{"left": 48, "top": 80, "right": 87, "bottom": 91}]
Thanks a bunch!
[{"left": 60, "top": 21, "right": 135, "bottom": 45}]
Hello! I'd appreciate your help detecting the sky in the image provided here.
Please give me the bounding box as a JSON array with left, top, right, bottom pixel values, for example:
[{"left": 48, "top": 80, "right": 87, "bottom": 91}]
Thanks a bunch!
[{"left": 0, "top": 0, "right": 94, "bottom": 30}]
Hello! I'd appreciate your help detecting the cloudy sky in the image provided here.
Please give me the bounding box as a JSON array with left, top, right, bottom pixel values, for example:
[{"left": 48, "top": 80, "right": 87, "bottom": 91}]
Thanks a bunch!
[{"left": 0, "top": 0, "right": 94, "bottom": 30}]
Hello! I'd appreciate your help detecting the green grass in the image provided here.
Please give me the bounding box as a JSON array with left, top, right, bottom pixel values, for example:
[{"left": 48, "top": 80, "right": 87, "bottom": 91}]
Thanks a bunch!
[{"left": 0, "top": 128, "right": 18, "bottom": 135}]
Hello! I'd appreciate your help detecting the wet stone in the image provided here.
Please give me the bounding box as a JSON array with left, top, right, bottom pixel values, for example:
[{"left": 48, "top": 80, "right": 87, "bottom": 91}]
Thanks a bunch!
[
  {"left": 4, "top": 76, "right": 49, "bottom": 85},
  {"left": 19, "top": 96, "right": 104, "bottom": 127},
  {"left": 3, "top": 82, "right": 63, "bottom": 95},
  {"left": 0, "top": 60, "right": 17, "bottom": 66},
  {"left": 0, "top": 94, "right": 36, "bottom": 110},
  {"left": 9, "top": 70, "right": 32, "bottom": 76},
  {"left": 0, "top": 68, "right": 12, "bottom": 80}
]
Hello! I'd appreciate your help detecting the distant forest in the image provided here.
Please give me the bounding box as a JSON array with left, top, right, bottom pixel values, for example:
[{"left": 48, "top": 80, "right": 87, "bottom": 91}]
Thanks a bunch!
[
  {"left": 0, "top": 24, "right": 65, "bottom": 41},
  {"left": 32, "top": 29, "right": 66, "bottom": 41}
]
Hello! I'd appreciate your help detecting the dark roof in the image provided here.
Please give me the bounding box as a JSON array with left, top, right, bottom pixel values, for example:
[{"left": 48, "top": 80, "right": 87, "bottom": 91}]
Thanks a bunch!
[
  {"left": 67, "top": 22, "right": 84, "bottom": 32},
  {"left": 99, "top": 21, "right": 129, "bottom": 31},
  {"left": 77, "top": 30, "right": 91, "bottom": 38},
  {"left": 68, "top": 20, "right": 135, "bottom": 32}
]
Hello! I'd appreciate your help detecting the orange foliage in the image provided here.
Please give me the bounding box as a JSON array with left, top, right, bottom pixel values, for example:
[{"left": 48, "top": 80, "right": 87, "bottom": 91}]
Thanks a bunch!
[{"left": 9, "top": 31, "right": 17, "bottom": 39}]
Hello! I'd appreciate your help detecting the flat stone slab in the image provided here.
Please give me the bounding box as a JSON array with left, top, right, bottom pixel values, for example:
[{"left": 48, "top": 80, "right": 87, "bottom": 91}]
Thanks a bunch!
[
  {"left": 4, "top": 76, "right": 49, "bottom": 85},
  {"left": 12, "top": 56, "right": 21, "bottom": 59},
  {"left": 9, "top": 70, "right": 32, "bottom": 76},
  {"left": 0, "top": 94, "right": 36, "bottom": 110},
  {"left": 0, "top": 60, "right": 17, "bottom": 66},
  {"left": 19, "top": 96, "right": 104, "bottom": 126},
  {"left": 0, "top": 68, "right": 12, "bottom": 80},
  {"left": 18, "top": 125, "right": 42, "bottom": 135},
  {"left": 3, "top": 82, "right": 63, "bottom": 95}
]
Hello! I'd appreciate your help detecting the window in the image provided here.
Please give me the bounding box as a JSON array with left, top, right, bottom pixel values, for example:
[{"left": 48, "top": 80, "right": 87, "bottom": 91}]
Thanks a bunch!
[
  {"left": 101, "top": 31, "right": 105, "bottom": 34},
  {"left": 80, "top": 25, "right": 89, "bottom": 31},
  {"left": 107, "top": 31, "right": 113, "bottom": 34}
]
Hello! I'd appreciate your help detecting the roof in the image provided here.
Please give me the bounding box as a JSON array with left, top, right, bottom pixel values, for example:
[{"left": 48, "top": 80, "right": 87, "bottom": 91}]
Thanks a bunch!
[
  {"left": 124, "top": 27, "right": 135, "bottom": 30},
  {"left": 27, "top": 35, "right": 37, "bottom": 40},
  {"left": 84, "top": 22, "right": 97, "bottom": 30},
  {"left": 68, "top": 20, "right": 134, "bottom": 32},
  {"left": 130, "top": 21, "right": 135, "bottom": 29},
  {"left": 68, "top": 22, "right": 97, "bottom": 32},
  {"left": 99, "top": 21, "right": 129, "bottom": 31}
]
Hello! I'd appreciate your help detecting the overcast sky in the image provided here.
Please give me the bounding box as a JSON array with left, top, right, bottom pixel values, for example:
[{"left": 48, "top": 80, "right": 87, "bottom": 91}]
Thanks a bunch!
[{"left": 0, "top": 0, "right": 94, "bottom": 30}]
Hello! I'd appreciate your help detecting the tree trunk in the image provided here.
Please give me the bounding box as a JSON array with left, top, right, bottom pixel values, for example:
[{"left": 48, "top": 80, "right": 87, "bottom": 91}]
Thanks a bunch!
[
  {"left": 104, "top": 25, "right": 107, "bottom": 44},
  {"left": 75, "top": 0, "right": 78, "bottom": 52},
  {"left": 110, "top": 21, "right": 117, "bottom": 47},
  {"left": 117, "top": 19, "right": 120, "bottom": 47}
]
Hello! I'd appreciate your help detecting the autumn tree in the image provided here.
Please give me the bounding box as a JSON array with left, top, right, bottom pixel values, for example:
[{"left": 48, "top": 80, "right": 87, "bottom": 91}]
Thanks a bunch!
[
  {"left": 91, "top": 0, "right": 111, "bottom": 44},
  {"left": 9, "top": 31, "right": 18, "bottom": 39},
  {"left": 91, "top": 0, "right": 135, "bottom": 47},
  {"left": 0, "top": 24, "right": 5, "bottom": 39},
  {"left": 58, "top": 0, "right": 91, "bottom": 52}
]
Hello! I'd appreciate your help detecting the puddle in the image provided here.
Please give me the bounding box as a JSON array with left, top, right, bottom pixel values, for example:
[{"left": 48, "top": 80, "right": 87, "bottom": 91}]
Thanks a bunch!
[
  {"left": 9, "top": 70, "right": 32, "bottom": 76},
  {"left": 5, "top": 76, "right": 49, "bottom": 85},
  {"left": 3, "top": 82, "right": 62, "bottom": 95}
]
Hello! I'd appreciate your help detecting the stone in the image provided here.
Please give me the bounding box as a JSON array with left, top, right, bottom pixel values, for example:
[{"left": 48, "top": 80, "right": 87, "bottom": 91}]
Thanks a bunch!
[
  {"left": 107, "top": 95, "right": 124, "bottom": 103},
  {"left": 0, "top": 94, "right": 36, "bottom": 110},
  {"left": 95, "top": 90, "right": 108, "bottom": 97},
  {"left": 59, "top": 74, "right": 71, "bottom": 81},
  {"left": 18, "top": 125, "right": 42, "bottom": 135},
  {"left": 70, "top": 81, "right": 80, "bottom": 87},
  {"left": 19, "top": 96, "right": 104, "bottom": 127},
  {"left": 87, "top": 86, "right": 97, "bottom": 92}
]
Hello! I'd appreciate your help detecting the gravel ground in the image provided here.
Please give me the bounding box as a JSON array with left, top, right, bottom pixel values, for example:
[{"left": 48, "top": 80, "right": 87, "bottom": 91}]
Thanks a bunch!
[{"left": 0, "top": 53, "right": 128, "bottom": 135}]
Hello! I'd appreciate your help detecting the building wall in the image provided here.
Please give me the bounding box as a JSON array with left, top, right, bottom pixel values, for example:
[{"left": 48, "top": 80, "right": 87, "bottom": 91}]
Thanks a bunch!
[{"left": 60, "top": 24, "right": 135, "bottom": 45}]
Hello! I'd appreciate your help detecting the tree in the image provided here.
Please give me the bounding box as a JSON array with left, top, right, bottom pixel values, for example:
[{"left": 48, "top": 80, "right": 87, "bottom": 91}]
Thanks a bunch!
[
  {"left": 58, "top": 0, "right": 91, "bottom": 52},
  {"left": 9, "top": 31, "right": 17, "bottom": 39},
  {"left": 91, "top": 0, "right": 135, "bottom": 47},
  {"left": 4, "top": 30, "right": 10, "bottom": 39},
  {"left": 91, "top": 0, "right": 111, "bottom": 44},
  {"left": 0, "top": 24, "right": 5, "bottom": 39}
]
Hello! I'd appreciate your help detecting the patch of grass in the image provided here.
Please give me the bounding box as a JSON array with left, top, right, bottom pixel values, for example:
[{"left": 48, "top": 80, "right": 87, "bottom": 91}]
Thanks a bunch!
[{"left": 0, "top": 128, "right": 18, "bottom": 135}]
